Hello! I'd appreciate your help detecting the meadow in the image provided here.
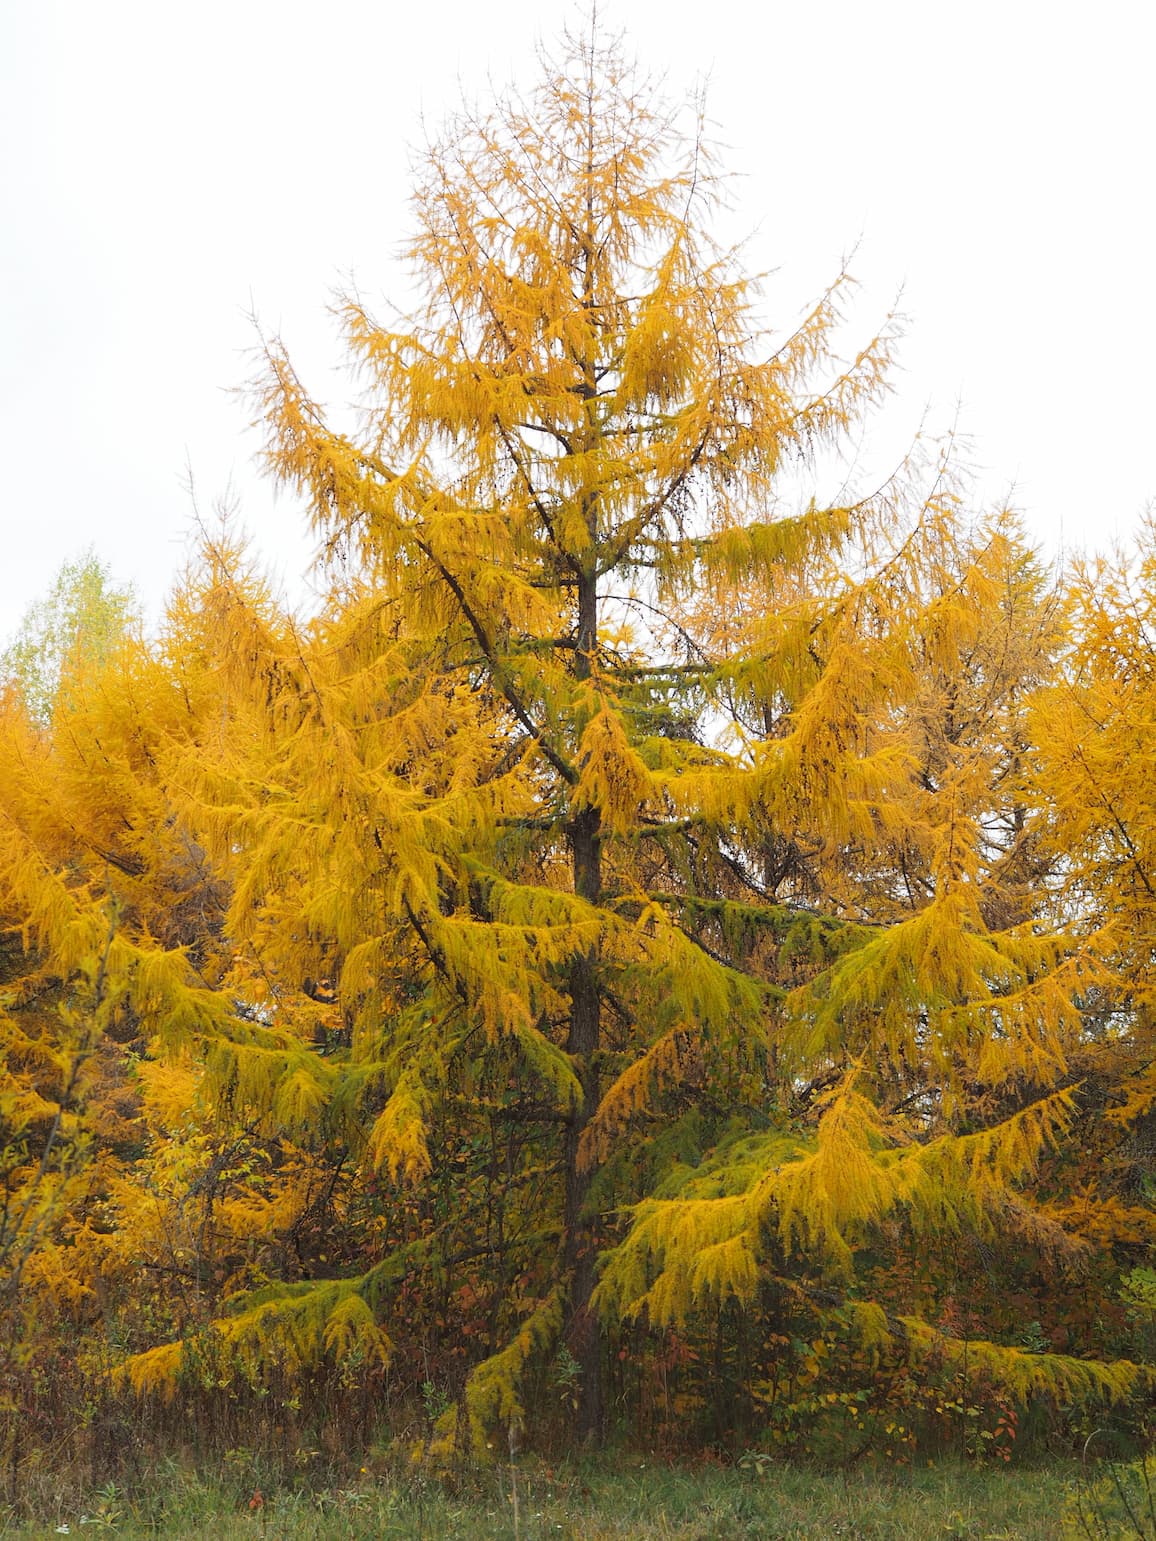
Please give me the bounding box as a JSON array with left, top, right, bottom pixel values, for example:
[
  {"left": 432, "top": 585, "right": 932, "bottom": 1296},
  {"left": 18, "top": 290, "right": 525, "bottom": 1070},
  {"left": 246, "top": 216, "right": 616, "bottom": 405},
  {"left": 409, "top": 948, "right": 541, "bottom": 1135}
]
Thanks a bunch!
[{"left": 0, "top": 1454, "right": 1104, "bottom": 1540}]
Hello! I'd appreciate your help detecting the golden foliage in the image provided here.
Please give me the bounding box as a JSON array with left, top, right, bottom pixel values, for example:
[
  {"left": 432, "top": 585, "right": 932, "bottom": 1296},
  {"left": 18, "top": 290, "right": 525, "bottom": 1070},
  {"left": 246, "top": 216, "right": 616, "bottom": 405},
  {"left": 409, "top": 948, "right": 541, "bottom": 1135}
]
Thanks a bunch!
[
  {"left": 366, "top": 1068, "right": 432, "bottom": 1185},
  {"left": 3, "top": 21, "right": 1153, "bottom": 1459}
]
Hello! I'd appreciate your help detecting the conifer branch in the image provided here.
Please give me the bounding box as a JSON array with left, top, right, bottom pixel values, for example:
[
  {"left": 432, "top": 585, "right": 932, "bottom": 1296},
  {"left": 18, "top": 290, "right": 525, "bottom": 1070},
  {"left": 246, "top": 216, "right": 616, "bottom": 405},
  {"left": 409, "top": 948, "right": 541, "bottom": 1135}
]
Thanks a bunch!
[{"left": 411, "top": 533, "right": 578, "bottom": 786}]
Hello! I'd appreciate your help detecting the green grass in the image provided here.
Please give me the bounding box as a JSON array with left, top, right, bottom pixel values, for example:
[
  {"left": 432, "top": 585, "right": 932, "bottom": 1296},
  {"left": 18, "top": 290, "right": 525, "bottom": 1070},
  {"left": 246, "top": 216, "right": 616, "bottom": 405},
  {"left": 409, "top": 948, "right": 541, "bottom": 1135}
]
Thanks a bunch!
[{"left": 0, "top": 1455, "right": 1090, "bottom": 1539}]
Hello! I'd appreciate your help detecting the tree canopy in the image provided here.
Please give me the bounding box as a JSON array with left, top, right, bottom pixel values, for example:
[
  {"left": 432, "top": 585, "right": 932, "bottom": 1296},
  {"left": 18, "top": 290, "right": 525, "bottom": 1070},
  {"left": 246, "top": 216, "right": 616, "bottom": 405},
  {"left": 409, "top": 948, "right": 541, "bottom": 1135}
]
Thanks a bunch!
[{"left": 1, "top": 20, "right": 1153, "bottom": 1475}]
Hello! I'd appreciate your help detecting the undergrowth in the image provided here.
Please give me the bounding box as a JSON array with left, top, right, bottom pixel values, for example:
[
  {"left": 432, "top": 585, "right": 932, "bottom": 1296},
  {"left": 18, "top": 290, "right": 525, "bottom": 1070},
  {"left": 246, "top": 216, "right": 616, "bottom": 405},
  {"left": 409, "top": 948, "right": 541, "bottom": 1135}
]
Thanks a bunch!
[{"left": 0, "top": 1452, "right": 1083, "bottom": 1539}]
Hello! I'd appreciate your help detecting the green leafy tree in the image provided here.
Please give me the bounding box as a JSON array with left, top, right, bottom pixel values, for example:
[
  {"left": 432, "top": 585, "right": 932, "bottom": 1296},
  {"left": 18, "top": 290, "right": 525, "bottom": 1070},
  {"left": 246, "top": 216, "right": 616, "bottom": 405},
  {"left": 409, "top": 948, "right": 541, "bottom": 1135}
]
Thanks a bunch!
[{"left": 2, "top": 552, "right": 137, "bottom": 723}]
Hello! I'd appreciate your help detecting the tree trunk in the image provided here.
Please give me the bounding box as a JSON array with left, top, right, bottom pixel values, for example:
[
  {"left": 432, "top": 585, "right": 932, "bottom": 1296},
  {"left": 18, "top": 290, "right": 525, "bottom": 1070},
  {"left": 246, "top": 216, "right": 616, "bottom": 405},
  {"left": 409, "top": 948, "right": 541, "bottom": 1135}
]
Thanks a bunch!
[
  {"left": 565, "top": 560, "right": 603, "bottom": 1439},
  {"left": 564, "top": 928, "right": 603, "bottom": 1441}
]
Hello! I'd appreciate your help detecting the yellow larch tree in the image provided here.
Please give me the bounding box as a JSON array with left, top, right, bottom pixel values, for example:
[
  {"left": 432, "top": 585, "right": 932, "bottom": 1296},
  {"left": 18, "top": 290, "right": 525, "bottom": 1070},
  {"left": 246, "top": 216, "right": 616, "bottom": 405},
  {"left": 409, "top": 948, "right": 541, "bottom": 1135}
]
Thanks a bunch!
[
  {"left": 181, "top": 20, "right": 1147, "bottom": 1448},
  {"left": 235, "top": 20, "right": 900, "bottom": 1442},
  {"left": 0, "top": 547, "right": 355, "bottom": 1454},
  {"left": 1030, "top": 524, "right": 1156, "bottom": 1322}
]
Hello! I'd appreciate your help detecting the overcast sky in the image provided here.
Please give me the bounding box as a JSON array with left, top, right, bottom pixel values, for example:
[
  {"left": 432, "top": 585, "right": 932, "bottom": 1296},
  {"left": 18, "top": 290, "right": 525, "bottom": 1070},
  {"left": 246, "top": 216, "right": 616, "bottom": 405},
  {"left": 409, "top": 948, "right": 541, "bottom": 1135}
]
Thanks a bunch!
[{"left": 2, "top": 0, "right": 1151, "bottom": 642}]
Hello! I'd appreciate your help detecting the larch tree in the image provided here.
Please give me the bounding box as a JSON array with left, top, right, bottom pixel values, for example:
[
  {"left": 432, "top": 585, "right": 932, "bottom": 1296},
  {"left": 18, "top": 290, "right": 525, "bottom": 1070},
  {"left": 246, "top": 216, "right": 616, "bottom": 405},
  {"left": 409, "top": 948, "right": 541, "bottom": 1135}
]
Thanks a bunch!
[
  {"left": 237, "top": 19, "right": 904, "bottom": 1443},
  {"left": 1030, "top": 526, "right": 1156, "bottom": 1315},
  {"left": 0, "top": 559, "right": 228, "bottom": 1391},
  {"left": 0, "top": 537, "right": 391, "bottom": 1487},
  {"left": 0, "top": 555, "right": 146, "bottom": 1343},
  {"left": 161, "top": 18, "right": 1146, "bottom": 1449}
]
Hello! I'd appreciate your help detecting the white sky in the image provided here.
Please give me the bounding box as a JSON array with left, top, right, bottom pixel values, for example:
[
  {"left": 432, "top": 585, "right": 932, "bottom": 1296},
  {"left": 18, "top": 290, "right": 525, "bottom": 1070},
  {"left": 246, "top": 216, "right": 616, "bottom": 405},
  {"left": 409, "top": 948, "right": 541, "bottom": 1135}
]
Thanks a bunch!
[{"left": 2, "top": 0, "right": 1152, "bottom": 642}]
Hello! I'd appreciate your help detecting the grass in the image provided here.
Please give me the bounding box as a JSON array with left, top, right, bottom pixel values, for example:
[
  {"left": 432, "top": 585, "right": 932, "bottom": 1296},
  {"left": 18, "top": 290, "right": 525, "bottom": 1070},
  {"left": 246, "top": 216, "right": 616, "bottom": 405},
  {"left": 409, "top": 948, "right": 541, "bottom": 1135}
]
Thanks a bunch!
[{"left": 0, "top": 1453, "right": 1087, "bottom": 1539}]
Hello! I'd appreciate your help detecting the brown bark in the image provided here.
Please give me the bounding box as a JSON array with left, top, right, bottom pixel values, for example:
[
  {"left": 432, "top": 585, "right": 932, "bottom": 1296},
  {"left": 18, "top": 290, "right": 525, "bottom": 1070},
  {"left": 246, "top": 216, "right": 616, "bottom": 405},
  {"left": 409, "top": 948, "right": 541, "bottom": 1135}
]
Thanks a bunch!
[{"left": 564, "top": 562, "right": 604, "bottom": 1439}]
